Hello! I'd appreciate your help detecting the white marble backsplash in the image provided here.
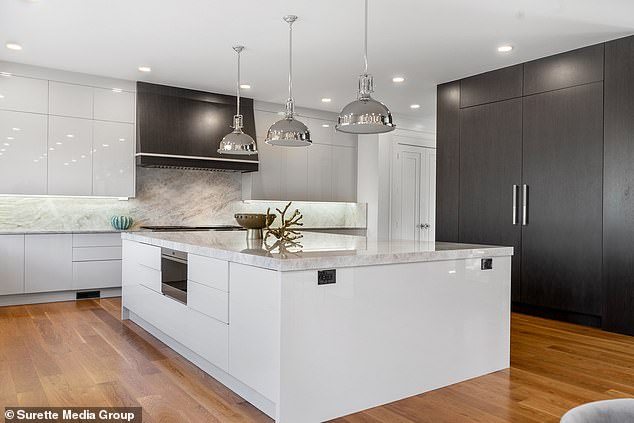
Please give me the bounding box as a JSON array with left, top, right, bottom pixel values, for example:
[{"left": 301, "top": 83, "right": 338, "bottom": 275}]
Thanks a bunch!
[{"left": 0, "top": 167, "right": 366, "bottom": 232}]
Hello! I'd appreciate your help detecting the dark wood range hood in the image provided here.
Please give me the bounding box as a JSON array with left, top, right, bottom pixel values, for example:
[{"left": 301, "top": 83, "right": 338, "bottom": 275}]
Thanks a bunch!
[{"left": 136, "top": 81, "right": 259, "bottom": 172}]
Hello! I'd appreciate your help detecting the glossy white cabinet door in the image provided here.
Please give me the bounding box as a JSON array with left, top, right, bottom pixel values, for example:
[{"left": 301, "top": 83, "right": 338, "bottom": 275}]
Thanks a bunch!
[
  {"left": 48, "top": 116, "right": 93, "bottom": 195},
  {"left": 334, "top": 130, "right": 358, "bottom": 148},
  {"left": 0, "top": 110, "right": 47, "bottom": 194},
  {"left": 281, "top": 145, "right": 309, "bottom": 201},
  {"left": 94, "top": 88, "right": 135, "bottom": 123},
  {"left": 249, "top": 137, "right": 282, "bottom": 200},
  {"left": 305, "top": 118, "right": 334, "bottom": 145},
  {"left": 92, "top": 121, "right": 134, "bottom": 197},
  {"left": 332, "top": 146, "right": 357, "bottom": 202},
  {"left": 0, "top": 235, "right": 25, "bottom": 295},
  {"left": 25, "top": 234, "right": 73, "bottom": 293},
  {"left": 307, "top": 143, "right": 333, "bottom": 201},
  {"left": 0, "top": 74, "right": 48, "bottom": 114},
  {"left": 49, "top": 81, "right": 93, "bottom": 119}
]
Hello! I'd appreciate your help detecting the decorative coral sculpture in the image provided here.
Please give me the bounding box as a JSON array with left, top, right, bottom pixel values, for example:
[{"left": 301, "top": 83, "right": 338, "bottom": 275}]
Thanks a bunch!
[{"left": 265, "top": 201, "right": 304, "bottom": 243}]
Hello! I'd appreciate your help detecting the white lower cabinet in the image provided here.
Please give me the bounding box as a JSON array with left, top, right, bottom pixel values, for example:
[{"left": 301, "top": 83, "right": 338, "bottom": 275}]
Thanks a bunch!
[
  {"left": 72, "top": 260, "right": 121, "bottom": 290},
  {"left": 0, "top": 235, "right": 25, "bottom": 295},
  {"left": 25, "top": 234, "right": 73, "bottom": 293},
  {"left": 187, "top": 280, "right": 229, "bottom": 323}
]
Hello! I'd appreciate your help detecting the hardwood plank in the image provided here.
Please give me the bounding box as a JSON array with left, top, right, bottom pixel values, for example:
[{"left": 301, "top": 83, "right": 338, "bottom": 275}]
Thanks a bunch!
[{"left": 3, "top": 297, "right": 634, "bottom": 422}]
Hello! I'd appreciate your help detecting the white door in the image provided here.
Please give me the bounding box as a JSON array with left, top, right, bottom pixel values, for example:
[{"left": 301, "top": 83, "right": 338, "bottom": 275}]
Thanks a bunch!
[
  {"left": 0, "top": 235, "right": 25, "bottom": 295},
  {"left": 391, "top": 144, "right": 436, "bottom": 242},
  {"left": 92, "top": 120, "right": 135, "bottom": 197}
]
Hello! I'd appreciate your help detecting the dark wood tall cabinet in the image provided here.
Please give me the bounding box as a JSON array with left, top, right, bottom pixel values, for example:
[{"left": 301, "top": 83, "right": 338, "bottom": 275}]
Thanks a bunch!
[
  {"left": 521, "top": 83, "right": 604, "bottom": 316},
  {"left": 459, "top": 99, "right": 523, "bottom": 301},
  {"left": 603, "top": 36, "right": 634, "bottom": 335},
  {"left": 436, "top": 36, "right": 634, "bottom": 332}
]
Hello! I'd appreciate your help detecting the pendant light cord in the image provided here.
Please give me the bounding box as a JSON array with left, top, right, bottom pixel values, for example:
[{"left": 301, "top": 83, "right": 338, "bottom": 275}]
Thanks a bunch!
[
  {"left": 364, "top": 0, "right": 368, "bottom": 75},
  {"left": 236, "top": 49, "right": 241, "bottom": 116},
  {"left": 288, "top": 19, "right": 293, "bottom": 100}
]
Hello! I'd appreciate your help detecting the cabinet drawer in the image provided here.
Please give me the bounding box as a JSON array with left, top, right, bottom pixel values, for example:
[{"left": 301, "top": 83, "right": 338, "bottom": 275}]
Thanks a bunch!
[
  {"left": 128, "top": 241, "right": 161, "bottom": 270},
  {"left": 73, "top": 246, "right": 122, "bottom": 261},
  {"left": 72, "top": 260, "right": 121, "bottom": 290},
  {"left": 136, "top": 265, "right": 161, "bottom": 293},
  {"left": 125, "top": 284, "right": 229, "bottom": 371},
  {"left": 188, "top": 280, "right": 229, "bottom": 324},
  {"left": 188, "top": 254, "right": 229, "bottom": 292},
  {"left": 73, "top": 233, "right": 122, "bottom": 247}
]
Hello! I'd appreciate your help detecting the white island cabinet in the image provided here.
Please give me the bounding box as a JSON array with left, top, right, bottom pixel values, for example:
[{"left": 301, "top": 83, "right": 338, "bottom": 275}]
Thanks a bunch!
[{"left": 122, "top": 231, "right": 513, "bottom": 422}]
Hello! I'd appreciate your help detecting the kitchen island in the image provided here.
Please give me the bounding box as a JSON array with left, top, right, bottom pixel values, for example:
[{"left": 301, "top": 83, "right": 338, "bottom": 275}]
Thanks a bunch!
[{"left": 121, "top": 231, "right": 512, "bottom": 422}]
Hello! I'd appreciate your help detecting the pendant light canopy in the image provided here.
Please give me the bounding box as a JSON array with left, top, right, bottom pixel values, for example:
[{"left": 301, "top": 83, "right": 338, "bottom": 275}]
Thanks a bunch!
[
  {"left": 336, "top": 0, "right": 395, "bottom": 134},
  {"left": 265, "top": 15, "right": 311, "bottom": 147},
  {"left": 218, "top": 46, "right": 258, "bottom": 155}
]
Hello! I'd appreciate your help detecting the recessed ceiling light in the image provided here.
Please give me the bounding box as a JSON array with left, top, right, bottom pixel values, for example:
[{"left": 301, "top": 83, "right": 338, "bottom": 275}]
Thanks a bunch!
[
  {"left": 392, "top": 76, "right": 405, "bottom": 83},
  {"left": 12, "top": 127, "right": 20, "bottom": 131},
  {"left": 5, "top": 43, "right": 22, "bottom": 51},
  {"left": 111, "top": 88, "right": 123, "bottom": 93},
  {"left": 321, "top": 124, "right": 330, "bottom": 128},
  {"left": 239, "top": 84, "right": 251, "bottom": 89},
  {"left": 56, "top": 142, "right": 63, "bottom": 145},
  {"left": 497, "top": 45, "right": 513, "bottom": 53},
  {"left": 33, "top": 159, "right": 38, "bottom": 163},
  {"left": 119, "top": 138, "right": 125, "bottom": 142},
  {"left": 6, "top": 136, "right": 14, "bottom": 140},
  {"left": 71, "top": 159, "right": 77, "bottom": 162},
  {"left": 138, "top": 66, "right": 151, "bottom": 72},
  {"left": 102, "top": 144, "right": 109, "bottom": 147},
  {"left": 80, "top": 155, "right": 86, "bottom": 159},
  {"left": 66, "top": 134, "right": 74, "bottom": 138},
  {"left": 4, "top": 143, "right": 10, "bottom": 146},
  {"left": 321, "top": 98, "right": 332, "bottom": 103},
  {"left": 0, "top": 149, "right": 5, "bottom": 152},
  {"left": 64, "top": 162, "right": 69, "bottom": 166},
  {"left": 49, "top": 147, "right": 54, "bottom": 151},
  {"left": 410, "top": 104, "right": 421, "bottom": 109}
]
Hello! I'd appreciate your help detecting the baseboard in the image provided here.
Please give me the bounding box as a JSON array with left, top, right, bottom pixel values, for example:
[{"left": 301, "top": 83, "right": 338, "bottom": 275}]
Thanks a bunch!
[
  {"left": 512, "top": 302, "right": 601, "bottom": 328},
  {"left": 0, "top": 288, "right": 121, "bottom": 307}
]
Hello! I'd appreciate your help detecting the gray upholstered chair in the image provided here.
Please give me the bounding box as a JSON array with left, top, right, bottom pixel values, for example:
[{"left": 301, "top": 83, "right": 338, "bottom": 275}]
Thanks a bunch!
[{"left": 561, "top": 399, "right": 634, "bottom": 423}]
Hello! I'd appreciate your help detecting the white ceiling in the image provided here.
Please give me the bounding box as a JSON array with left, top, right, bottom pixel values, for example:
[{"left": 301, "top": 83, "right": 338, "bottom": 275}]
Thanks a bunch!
[{"left": 2, "top": 0, "right": 634, "bottom": 131}]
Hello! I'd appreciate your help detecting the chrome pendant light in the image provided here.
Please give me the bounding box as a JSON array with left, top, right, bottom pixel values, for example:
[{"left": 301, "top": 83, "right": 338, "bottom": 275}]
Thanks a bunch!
[
  {"left": 336, "top": 0, "right": 395, "bottom": 134},
  {"left": 218, "top": 45, "right": 258, "bottom": 155},
  {"left": 265, "top": 15, "right": 311, "bottom": 147}
]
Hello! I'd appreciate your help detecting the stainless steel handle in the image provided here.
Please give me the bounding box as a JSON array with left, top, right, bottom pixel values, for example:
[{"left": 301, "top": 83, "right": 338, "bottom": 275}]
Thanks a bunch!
[
  {"left": 512, "top": 185, "right": 519, "bottom": 225},
  {"left": 521, "top": 184, "right": 528, "bottom": 226}
]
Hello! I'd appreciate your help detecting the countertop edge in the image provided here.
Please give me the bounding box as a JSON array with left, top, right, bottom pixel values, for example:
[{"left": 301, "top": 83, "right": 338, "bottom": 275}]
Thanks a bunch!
[{"left": 122, "top": 232, "right": 514, "bottom": 272}]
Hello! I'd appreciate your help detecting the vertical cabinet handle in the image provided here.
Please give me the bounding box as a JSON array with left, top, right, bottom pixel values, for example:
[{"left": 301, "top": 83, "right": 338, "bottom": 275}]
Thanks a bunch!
[
  {"left": 512, "top": 185, "right": 519, "bottom": 225},
  {"left": 522, "top": 184, "right": 528, "bottom": 226}
]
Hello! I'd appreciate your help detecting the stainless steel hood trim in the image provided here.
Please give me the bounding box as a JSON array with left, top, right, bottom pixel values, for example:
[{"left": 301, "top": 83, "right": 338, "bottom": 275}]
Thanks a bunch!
[{"left": 136, "top": 152, "right": 259, "bottom": 164}]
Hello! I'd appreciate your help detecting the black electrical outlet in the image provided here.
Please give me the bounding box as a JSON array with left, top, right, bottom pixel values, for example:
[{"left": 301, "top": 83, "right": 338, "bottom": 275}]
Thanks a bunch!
[
  {"left": 481, "top": 258, "right": 493, "bottom": 270},
  {"left": 318, "top": 269, "right": 336, "bottom": 285}
]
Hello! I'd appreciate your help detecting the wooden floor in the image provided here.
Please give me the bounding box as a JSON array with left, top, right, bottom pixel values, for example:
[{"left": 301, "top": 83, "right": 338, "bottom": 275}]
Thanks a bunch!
[{"left": 1, "top": 299, "right": 633, "bottom": 423}]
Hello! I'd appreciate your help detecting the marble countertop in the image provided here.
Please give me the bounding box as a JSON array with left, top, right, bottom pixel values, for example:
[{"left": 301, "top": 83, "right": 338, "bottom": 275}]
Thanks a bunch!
[{"left": 122, "top": 231, "right": 514, "bottom": 271}]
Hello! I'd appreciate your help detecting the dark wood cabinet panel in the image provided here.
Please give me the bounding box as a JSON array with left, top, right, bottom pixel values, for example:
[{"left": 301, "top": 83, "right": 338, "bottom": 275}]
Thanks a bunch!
[
  {"left": 603, "top": 35, "right": 634, "bottom": 334},
  {"left": 521, "top": 83, "right": 603, "bottom": 316},
  {"left": 436, "top": 82, "right": 460, "bottom": 242},
  {"left": 523, "top": 44, "right": 604, "bottom": 95},
  {"left": 459, "top": 98, "right": 523, "bottom": 302},
  {"left": 459, "top": 65, "right": 523, "bottom": 108}
]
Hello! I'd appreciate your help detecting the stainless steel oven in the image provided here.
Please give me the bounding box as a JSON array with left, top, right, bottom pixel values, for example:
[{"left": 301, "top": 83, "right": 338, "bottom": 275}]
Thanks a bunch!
[{"left": 161, "top": 248, "right": 188, "bottom": 304}]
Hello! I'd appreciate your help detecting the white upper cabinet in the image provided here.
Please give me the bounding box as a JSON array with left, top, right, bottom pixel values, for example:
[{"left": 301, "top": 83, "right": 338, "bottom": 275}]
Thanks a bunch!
[
  {"left": 307, "top": 143, "right": 333, "bottom": 202},
  {"left": 0, "top": 65, "right": 136, "bottom": 197},
  {"left": 48, "top": 116, "right": 93, "bottom": 195},
  {"left": 92, "top": 121, "right": 135, "bottom": 197},
  {"left": 49, "top": 81, "right": 93, "bottom": 119},
  {"left": 332, "top": 146, "right": 357, "bottom": 202},
  {"left": 94, "top": 88, "right": 135, "bottom": 123},
  {"left": 244, "top": 108, "right": 358, "bottom": 202},
  {"left": 0, "top": 74, "right": 48, "bottom": 114},
  {"left": 0, "top": 110, "right": 47, "bottom": 194}
]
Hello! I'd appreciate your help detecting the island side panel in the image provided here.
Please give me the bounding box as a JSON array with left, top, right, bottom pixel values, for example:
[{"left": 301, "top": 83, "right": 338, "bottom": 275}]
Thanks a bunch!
[
  {"left": 277, "top": 256, "right": 511, "bottom": 423},
  {"left": 228, "top": 262, "right": 282, "bottom": 407}
]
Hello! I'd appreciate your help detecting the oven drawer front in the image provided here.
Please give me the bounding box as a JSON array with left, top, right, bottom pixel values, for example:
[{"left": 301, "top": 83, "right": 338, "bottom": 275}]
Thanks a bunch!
[
  {"left": 188, "top": 254, "right": 229, "bottom": 292},
  {"left": 188, "top": 280, "right": 229, "bottom": 323}
]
